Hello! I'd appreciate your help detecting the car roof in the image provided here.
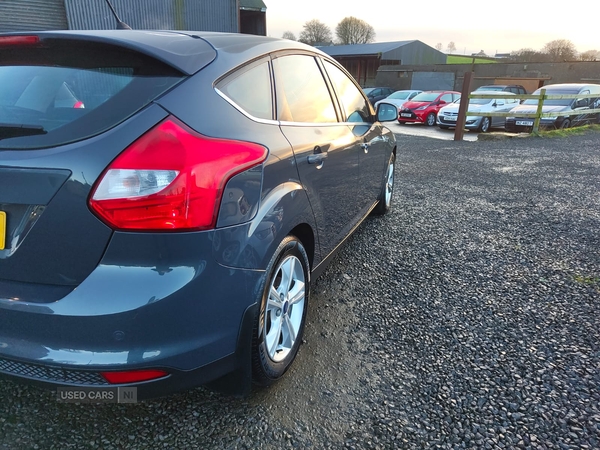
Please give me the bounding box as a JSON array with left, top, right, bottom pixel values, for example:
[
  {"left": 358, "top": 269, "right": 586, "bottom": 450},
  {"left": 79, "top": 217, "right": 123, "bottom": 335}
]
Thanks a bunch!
[
  {"left": 473, "top": 90, "right": 516, "bottom": 95},
  {"left": 478, "top": 84, "right": 523, "bottom": 88},
  {"left": 1, "top": 30, "right": 320, "bottom": 76},
  {"left": 538, "top": 83, "right": 600, "bottom": 91}
]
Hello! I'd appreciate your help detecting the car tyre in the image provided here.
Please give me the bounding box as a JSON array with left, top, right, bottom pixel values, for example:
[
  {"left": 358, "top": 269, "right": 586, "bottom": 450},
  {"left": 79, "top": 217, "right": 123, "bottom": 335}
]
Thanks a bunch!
[
  {"left": 252, "top": 235, "right": 310, "bottom": 386},
  {"left": 372, "top": 152, "right": 395, "bottom": 216},
  {"left": 479, "top": 117, "right": 491, "bottom": 133},
  {"left": 426, "top": 113, "right": 436, "bottom": 126},
  {"left": 559, "top": 118, "right": 571, "bottom": 129}
]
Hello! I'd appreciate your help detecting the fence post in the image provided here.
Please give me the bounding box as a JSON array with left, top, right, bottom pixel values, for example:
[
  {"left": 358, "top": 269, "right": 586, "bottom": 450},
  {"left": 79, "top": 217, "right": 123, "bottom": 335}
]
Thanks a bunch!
[
  {"left": 454, "top": 71, "right": 473, "bottom": 141},
  {"left": 532, "top": 88, "right": 546, "bottom": 134}
]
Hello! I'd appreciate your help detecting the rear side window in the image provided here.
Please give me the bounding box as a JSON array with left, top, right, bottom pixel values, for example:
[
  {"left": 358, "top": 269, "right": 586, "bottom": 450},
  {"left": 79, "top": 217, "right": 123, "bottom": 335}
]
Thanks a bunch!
[
  {"left": 217, "top": 59, "right": 273, "bottom": 120},
  {"left": 0, "top": 38, "right": 183, "bottom": 149},
  {"left": 273, "top": 55, "right": 337, "bottom": 123}
]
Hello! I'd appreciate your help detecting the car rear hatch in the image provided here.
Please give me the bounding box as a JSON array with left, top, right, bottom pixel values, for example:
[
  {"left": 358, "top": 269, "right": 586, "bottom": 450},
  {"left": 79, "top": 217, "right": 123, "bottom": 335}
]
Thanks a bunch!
[{"left": 0, "top": 32, "right": 214, "bottom": 301}]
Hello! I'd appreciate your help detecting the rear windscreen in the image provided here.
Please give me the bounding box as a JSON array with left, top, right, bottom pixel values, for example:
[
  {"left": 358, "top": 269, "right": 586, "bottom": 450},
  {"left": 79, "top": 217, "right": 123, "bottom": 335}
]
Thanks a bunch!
[{"left": 0, "top": 38, "right": 184, "bottom": 149}]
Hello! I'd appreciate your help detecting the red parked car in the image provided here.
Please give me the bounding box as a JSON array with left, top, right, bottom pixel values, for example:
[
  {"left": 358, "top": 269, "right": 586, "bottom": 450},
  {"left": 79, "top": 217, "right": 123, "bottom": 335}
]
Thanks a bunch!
[{"left": 398, "top": 90, "right": 461, "bottom": 126}]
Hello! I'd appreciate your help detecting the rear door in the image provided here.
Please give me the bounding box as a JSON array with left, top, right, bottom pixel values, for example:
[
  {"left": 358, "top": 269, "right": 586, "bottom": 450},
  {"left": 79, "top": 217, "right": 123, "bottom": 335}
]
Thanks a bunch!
[
  {"left": 322, "top": 59, "right": 388, "bottom": 215},
  {"left": 0, "top": 34, "right": 185, "bottom": 290},
  {"left": 274, "top": 53, "right": 360, "bottom": 258}
]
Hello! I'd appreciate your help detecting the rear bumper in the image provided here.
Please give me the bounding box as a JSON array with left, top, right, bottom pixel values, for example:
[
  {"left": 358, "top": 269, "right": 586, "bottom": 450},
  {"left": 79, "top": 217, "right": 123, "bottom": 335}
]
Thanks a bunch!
[
  {"left": 505, "top": 118, "right": 557, "bottom": 132},
  {"left": 0, "top": 229, "right": 266, "bottom": 398}
]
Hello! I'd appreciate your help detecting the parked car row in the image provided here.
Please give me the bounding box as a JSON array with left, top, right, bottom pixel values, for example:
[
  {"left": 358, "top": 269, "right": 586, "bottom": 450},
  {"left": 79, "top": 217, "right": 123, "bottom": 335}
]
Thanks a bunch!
[{"left": 375, "top": 83, "right": 600, "bottom": 133}]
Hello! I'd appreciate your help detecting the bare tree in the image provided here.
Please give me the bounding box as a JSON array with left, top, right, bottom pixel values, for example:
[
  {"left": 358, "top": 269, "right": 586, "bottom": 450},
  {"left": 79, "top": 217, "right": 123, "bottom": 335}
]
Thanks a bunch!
[
  {"left": 579, "top": 49, "right": 600, "bottom": 61},
  {"left": 298, "top": 19, "right": 332, "bottom": 46},
  {"left": 435, "top": 43, "right": 443, "bottom": 51},
  {"left": 335, "top": 16, "right": 375, "bottom": 45},
  {"left": 542, "top": 39, "right": 577, "bottom": 62},
  {"left": 446, "top": 41, "right": 456, "bottom": 54},
  {"left": 282, "top": 31, "right": 296, "bottom": 41},
  {"left": 510, "top": 48, "right": 550, "bottom": 63}
]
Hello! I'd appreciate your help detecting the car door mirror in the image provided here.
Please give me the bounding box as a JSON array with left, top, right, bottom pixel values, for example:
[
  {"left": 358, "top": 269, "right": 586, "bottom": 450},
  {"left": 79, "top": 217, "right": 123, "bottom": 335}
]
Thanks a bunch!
[
  {"left": 377, "top": 102, "right": 398, "bottom": 122},
  {"left": 575, "top": 99, "right": 588, "bottom": 108}
]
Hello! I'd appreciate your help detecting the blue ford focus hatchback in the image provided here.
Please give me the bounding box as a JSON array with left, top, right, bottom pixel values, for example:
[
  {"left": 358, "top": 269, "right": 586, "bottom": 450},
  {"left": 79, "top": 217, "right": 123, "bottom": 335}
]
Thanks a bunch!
[{"left": 0, "top": 30, "right": 397, "bottom": 398}]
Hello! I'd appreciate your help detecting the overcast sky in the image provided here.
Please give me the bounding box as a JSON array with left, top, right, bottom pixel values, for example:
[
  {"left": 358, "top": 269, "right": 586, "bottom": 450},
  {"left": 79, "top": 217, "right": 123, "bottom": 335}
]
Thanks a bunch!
[{"left": 264, "top": 0, "right": 598, "bottom": 55}]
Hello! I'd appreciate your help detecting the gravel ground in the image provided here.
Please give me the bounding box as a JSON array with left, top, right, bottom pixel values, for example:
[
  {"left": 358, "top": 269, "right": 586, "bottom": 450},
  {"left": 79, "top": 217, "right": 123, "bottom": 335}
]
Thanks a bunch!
[{"left": 1, "top": 131, "right": 600, "bottom": 449}]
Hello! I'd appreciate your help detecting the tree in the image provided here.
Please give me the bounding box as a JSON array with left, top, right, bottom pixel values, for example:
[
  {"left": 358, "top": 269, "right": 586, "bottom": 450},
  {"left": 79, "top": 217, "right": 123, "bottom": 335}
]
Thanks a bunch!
[
  {"left": 282, "top": 31, "right": 296, "bottom": 41},
  {"left": 542, "top": 39, "right": 577, "bottom": 62},
  {"left": 435, "top": 43, "right": 443, "bottom": 51},
  {"left": 335, "top": 16, "right": 375, "bottom": 45},
  {"left": 580, "top": 49, "right": 600, "bottom": 61},
  {"left": 298, "top": 19, "right": 332, "bottom": 46},
  {"left": 446, "top": 41, "right": 456, "bottom": 54},
  {"left": 510, "top": 48, "right": 550, "bottom": 63}
]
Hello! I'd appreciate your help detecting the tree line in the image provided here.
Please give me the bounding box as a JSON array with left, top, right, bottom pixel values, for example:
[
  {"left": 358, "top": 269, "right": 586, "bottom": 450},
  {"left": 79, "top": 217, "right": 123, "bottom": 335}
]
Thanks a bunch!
[
  {"left": 510, "top": 40, "right": 599, "bottom": 62},
  {"left": 285, "top": 21, "right": 599, "bottom": 64},
  {"left": 282, "top": 17, "right": 375, "bottom": 46}
]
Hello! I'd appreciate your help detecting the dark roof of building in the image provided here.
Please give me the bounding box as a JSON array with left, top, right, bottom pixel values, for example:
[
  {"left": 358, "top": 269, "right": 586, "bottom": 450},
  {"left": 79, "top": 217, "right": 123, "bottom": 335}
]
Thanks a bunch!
[
  {"left": 239, "top": 0, "right": 267, "bottom": 11},
  {"left": 318, "top": 41, "right": 416, "bottom": 57}
]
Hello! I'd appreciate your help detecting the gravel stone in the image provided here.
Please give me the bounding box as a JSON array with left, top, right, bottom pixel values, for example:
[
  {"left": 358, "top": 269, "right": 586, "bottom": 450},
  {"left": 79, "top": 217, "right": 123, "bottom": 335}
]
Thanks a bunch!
[{"left": 1, "top": 131, "right": 600, "bottom": 449}]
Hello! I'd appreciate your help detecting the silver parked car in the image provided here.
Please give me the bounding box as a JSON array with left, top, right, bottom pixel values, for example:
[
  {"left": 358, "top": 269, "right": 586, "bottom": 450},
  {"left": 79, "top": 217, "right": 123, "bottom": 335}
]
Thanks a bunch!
[
  {"left": 374, "top": 89, "right": 422, "bottom": 111},
  {"left": 437, "top": 91, "right": 519, "bottom": 132}
]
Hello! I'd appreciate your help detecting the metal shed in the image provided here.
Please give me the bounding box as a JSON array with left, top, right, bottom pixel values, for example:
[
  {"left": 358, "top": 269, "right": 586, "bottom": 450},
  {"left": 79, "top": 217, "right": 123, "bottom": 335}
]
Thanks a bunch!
[
  {"left": 0, "top": 0, "right": 263, "bottom": 35},
  {"left": 319, "top": 40, "right": 447, "bottom": 87}
]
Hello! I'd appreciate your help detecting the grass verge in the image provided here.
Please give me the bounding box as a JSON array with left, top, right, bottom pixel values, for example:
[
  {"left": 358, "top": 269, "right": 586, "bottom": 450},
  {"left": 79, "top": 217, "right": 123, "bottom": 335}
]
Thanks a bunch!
[{"left": 535, "top": 124, "right": 600, "bottom": 138}]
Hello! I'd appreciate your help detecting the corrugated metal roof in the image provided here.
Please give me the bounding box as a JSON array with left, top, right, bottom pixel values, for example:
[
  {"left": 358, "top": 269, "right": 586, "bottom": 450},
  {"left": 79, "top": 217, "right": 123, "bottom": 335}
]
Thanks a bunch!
[
  {"left": 239, "top": 0, "right": 267, "bottom": 11},
  {"left": 318, "top": 41, "right": 416, "bottom": 57}
]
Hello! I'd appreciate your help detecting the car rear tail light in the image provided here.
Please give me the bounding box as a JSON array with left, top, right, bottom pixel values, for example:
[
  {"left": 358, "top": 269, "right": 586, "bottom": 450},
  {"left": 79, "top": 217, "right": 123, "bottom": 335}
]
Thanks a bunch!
[
  {"left": 0, "top": 35, "right": 40, "bottom": 46},
  {"left": 100, "top": 369, "right": 169, "bottom": 384},
  {"left": 73, "top": 100, "right": 85, "bottom": 109},
  {"left": 89, "top": 117, "right": 268, "bottom": 231}
]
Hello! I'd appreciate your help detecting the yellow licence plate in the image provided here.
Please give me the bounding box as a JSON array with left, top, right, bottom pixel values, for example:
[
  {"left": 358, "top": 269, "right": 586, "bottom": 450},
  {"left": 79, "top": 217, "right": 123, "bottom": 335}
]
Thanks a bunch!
[{"left": 0, "top": 211, "right": 5, "bottom": 250}]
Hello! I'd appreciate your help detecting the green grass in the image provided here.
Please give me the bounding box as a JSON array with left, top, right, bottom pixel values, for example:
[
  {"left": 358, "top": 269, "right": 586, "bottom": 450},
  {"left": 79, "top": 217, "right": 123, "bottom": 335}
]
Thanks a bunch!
[
  {"left": 536, "top": 124, "right": 600, "bottom": 138},
  {"left": 446, "top": 55, "right": 497, "bottom": 64}
]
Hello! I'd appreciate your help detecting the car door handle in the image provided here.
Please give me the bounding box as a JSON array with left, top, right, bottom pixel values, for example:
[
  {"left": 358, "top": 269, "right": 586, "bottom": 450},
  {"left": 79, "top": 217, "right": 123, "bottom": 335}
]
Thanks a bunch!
[{"left": 307, "top": 146, "right": 328, "bottom": 165}]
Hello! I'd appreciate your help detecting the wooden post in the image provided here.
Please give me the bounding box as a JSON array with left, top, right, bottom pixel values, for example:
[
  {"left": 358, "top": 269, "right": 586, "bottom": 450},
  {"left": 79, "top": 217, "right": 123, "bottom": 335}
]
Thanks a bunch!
[
  {"left": 532, "top": 88, "right": 546, "bottom": 134},
  {"left": 454, "top": 71, "right": 473, "bottom": 141}
]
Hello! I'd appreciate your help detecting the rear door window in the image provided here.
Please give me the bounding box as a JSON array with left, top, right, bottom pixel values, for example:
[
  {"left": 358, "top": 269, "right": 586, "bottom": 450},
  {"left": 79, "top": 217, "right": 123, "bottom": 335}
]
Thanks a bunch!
[
  {"left": 272, "top": 55, "right": 337, "bottom": 123},
  {"left": 0, "top": 38, "right": 183, "bottom": 149}
]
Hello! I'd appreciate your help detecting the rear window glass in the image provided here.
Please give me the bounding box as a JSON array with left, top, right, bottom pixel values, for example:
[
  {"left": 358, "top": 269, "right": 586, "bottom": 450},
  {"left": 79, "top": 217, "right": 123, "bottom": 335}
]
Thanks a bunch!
[{"left": 0, "top": 39, "right": 183, "bottom": 149}]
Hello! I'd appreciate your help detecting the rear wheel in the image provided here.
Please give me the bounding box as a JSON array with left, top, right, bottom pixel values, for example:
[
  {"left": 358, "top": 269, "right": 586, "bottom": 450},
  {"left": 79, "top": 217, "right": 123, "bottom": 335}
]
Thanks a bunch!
[
  {"left": 479, "top": 117, "right": 491, "bottom": 133},
  {"left": 426, "top": 113, "right": 436, "bottom": 126},
  {"left": 372, "top": 153, "right": 395, "bottom": 216},
  {"left": 252, "top": 236, "right": 309, "bottom": 386}
]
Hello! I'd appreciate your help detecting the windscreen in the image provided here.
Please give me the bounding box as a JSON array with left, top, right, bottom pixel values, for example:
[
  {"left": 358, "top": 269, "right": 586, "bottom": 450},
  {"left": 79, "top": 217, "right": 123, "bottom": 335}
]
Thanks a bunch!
[
  {"left": 411, "top": 92, "right": 439, "bottom": 102},
  {"left": 0, "top": 37, "right": 183, "bottom": 149},
  {"left": 388, "top": 91, "right": 411, "bottom": 100}
]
